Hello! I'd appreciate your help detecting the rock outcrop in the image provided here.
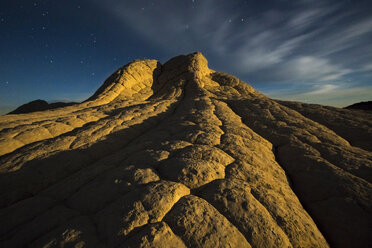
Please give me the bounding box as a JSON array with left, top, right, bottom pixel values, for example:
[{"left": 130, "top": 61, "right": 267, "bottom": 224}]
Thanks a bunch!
[
  {"left": 0, "top": 52, "right": 371, "bottom": 248},
  {"left": 344, "top": 101, "right": 372, "bottom": 111},
  {"left": 8, "top": 99, "right": 77, "bottom": 115}
]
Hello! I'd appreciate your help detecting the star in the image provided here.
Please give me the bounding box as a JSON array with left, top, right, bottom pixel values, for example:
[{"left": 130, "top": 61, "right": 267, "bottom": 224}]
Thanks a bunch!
[
  {"left": 91, "top": 72, "right": 95, "bottom": 76},
  {"left": 228, "top": 19, "right": 232, "bottom": 23}
]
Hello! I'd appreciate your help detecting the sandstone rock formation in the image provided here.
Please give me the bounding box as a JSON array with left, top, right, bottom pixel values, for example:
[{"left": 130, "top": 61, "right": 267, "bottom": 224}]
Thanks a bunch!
[
  {"left": 8, "top": 99, "right": 77, "bottom": 115},
  {"left": 344, "top": 101, "right": 372, "bottom": 111},
  {"left": 0, "top": 52, "right": 371, "bottom": 248}
]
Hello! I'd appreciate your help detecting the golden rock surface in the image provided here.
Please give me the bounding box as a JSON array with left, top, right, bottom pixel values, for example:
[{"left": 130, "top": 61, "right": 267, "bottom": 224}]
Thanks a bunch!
[{"left": 0, "top": 52, "right": 371, "bottom": 248}]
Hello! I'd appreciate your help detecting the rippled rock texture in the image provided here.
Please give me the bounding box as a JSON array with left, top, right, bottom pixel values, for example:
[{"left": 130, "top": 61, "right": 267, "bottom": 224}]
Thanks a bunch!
[{"left": 0, "top": 53, "right": 371, "bottom": 248}]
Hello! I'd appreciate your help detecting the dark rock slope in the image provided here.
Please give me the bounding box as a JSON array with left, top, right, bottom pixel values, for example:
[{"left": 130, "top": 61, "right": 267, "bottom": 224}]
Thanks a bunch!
[
  {"left": 276, "top": 100, "right": 372, "bottom": 152},
  {"left": 344, "top": 101, "right": 372, "bottom": 111},
  {"left": 8, "top": 99, "right": 77, "bottom": 115},
  {"left": 0, "top": 53, "right": 371, "bottom": 248}
]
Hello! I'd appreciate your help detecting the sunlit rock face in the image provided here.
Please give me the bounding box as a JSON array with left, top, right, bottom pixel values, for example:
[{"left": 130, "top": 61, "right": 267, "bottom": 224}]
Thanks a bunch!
[{"left": 0, "top": 52, "right": 371, "bottom": 248}]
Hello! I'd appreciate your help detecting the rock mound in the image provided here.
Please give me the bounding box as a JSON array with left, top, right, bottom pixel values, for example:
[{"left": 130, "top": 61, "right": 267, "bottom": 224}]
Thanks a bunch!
[
  {"left": 0, "top": 52, "right": 371, "bottom": 248},
  {"left": 344, "top": 101, "right": 372, "bottom": 111},
  {"left": 8, "top": 99, "right": 77, "bottom": 115}
]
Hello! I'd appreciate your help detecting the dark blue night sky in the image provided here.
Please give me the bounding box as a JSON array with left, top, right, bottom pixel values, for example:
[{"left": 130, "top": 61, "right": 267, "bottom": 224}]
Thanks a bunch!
[{"left": 1, "top": 0, "right": 371, "bottom": 114}]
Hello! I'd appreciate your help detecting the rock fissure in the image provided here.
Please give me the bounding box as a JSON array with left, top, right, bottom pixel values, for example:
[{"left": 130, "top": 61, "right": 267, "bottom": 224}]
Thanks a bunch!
[
  {"left": 207, "top": 99, "right": 295, "bottom": 248},
  {"left": 0, "top": 99, "right": 180, "bottom": 208}
]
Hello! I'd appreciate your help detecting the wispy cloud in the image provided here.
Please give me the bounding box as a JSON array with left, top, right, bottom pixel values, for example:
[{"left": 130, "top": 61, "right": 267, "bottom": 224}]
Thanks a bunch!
[
  {"left": 272, "top": 56, "right": 351, "bottom": 82},
  {"left": 95, "top": 0, "right": 372, "bottom": 105},
  {"left": 359, "top": 63, "right": 372, "bottom": 72},
  {"left": 306, "top": 84, "right": 339, "bottom": 95}
]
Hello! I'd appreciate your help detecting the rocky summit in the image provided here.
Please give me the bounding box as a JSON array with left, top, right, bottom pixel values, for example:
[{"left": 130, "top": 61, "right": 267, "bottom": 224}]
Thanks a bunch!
[{"left": 0, "top": 52, "right": 371, "bottom": 248}]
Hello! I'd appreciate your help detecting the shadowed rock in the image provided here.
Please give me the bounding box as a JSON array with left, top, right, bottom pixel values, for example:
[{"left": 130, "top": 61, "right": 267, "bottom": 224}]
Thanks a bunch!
[
  {"left": 8, "top": 99, "right": 77, "bottom": 115},
  {"left": 0, "top": 52, "right": 371, "bottom": 248},
  {"left": 344, "top": 101, "right": 372, "bottom": 111}
]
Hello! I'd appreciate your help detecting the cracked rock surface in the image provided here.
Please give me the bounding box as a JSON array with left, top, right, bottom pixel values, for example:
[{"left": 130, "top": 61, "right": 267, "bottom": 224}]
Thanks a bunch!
[{"left": 0, "top": 52, "right": 371, "bottom": 248}]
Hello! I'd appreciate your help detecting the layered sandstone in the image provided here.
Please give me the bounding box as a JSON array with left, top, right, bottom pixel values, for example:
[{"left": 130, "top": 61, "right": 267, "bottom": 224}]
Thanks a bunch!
[{"left": 0, "top": 53, "right": 371, "bottom": 248}]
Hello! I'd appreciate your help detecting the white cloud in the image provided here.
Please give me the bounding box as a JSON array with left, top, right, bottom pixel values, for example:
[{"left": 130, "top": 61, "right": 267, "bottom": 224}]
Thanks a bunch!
[
  {"left": 306, "top": 84, "right": 339, "bottom": 95},
  {"left": 96, "top": 0, "right": 370, "bottom": 90},
  {"left": 288, "top": 5, "right": 338, "bottom": 31},
  {"left": 360, "top": 63, "right": 372, "bottom": 72},
  {"left": 285, "top": 56, "right": 351, "bottom": 81}
]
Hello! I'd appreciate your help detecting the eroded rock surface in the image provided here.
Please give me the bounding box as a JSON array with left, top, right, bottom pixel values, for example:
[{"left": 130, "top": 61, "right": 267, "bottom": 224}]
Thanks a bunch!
[{"left": 0, "top": 52, "right": 371, "bottom": 248}]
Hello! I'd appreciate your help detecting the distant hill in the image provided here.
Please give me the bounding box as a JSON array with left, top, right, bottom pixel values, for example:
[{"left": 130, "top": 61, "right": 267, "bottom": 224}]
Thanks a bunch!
[
  {"left": 344, "top": 101, "right": 372, "bottom": 111},
  {"left": 8, "top": 99, "right": 77, "bottom": 114}
]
